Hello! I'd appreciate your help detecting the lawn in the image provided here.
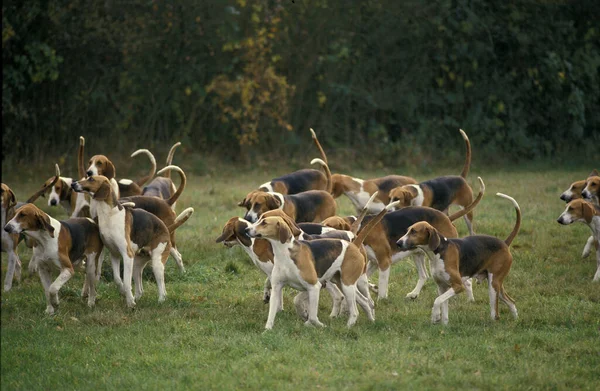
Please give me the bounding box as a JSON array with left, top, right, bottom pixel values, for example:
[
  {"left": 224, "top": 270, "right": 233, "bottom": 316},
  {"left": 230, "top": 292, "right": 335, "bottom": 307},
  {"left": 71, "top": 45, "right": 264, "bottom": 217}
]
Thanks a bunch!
[{"left": 1, "top": 162, "right": 599, "bottom": 390}]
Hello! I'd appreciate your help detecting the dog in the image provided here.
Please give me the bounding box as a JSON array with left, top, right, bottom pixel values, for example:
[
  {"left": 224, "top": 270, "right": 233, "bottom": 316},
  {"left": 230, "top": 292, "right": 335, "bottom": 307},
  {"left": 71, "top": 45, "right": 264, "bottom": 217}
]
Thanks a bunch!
[
  {"left": 582, "top": 171, "right": 600, "bottom": 205},
  {"left": 387, "top": 129, "right": 475, "bottom": 235},
  {"left": 1, "top": 183, "right": 23, "bottom": 292},
  {"left": 239, "top": 188, "right": 337, "bottom": 223},
  {"left": 557, "top": 198, "right": 600, "bottom": 282},
  {"left": 72, "top": 175, "right": 193, "bottom": 307},
  {"left": 4, "top": 203, "right": 103, "bottom": 314},
  {"left": 560, "top": 169, "right": 599, "bottom": 258},
  {"left": 245, "top": 201, "right": 395, "bottom": 329},
  {"left": 397, "top": 192, "right": 520, "bottom": 325},
  {"left": 133, "top": 142, "right": 182, "bottom": 209},
  {"left": 323, "top": 177, "right": 485, "bottom": 300},
  {"left": 310, "top": 128, "right": 417, "bottom": 212}
]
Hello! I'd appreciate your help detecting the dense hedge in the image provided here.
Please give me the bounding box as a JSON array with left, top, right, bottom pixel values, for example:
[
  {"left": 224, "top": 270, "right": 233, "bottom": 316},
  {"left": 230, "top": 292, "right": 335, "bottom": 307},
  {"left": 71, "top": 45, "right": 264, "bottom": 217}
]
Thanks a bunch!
[{"left": 3, "top": 0, "right": 599, "bottom": 163}]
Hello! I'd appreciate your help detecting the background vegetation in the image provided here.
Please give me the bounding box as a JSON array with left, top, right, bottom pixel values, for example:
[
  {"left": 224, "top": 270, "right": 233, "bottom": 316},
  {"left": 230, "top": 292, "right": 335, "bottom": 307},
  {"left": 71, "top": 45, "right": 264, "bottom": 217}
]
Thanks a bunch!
[{"left": 3, "top": 0, "right": 599, "bottom": 165}]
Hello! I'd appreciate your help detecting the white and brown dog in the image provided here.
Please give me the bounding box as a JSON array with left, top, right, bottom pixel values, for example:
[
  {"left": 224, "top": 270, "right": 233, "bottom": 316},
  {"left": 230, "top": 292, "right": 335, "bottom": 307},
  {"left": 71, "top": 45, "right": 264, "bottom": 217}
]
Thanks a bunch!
[
  {"left": 1, "top": 183, "right": 22, "bottom": 292},
  {"left": 72, "top": 175, "right": 193, "bottom": 307},
  {"left": 323, "top": 177, "right": 485, "bottom": 300},
  {"left": 239, "top": 188, "right": 337, "bottom": 223},
  {"left": 557, "top": 198, "right": 600, "bottom": 282},
  {"left": 4, "top": 203, "right": 104, "bottom": 314},
  {"left": 387, "top": 129, "right": 475, "bottom": 234},
  {"left": 310, "top": 128, "right": 417, "bottom": 212},
  {"left": 397, "top": 192, "right": 520, "bottom": 325}
]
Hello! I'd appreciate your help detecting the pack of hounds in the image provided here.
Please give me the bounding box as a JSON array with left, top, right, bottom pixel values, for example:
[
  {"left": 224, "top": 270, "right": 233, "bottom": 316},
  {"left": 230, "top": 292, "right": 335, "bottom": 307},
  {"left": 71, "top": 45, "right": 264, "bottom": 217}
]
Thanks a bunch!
[{"left": 1, "top": 131, "right": 598, "bottom": 330}]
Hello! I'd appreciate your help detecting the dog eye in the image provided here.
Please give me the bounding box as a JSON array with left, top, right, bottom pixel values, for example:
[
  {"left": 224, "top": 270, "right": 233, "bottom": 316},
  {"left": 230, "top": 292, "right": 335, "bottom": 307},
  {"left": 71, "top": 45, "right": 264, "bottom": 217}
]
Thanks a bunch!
[{"left": 96, "top": 162, "right": 102, "bottom": 166}]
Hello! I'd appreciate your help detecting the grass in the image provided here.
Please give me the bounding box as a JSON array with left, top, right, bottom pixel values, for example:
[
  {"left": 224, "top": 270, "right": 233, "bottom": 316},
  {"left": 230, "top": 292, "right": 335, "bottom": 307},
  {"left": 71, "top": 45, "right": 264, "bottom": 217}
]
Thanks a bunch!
[{"left": 2, "top": 163, "right": 600, "bottom": 390}]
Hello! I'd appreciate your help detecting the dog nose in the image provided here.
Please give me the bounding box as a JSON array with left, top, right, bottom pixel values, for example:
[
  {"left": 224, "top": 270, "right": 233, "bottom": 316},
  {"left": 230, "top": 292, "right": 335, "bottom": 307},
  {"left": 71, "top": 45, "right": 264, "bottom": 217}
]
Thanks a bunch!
[
  {"left": 582, "top": 191, "right": 590, "bottom": 199},
  {"left": 71, "top": 182, "right": 77, "bottom": 189},
  {"left": 559, "top": 194, "right": 566, "bottom": 201},
  {"left": 86, "top": 170, "right": 93, "bottom": 177},
  {"left": 50, "top": 199, "right": 57, "bottom": 206},
  {"left": 556, "top": 218, "right": 564, "bottom": 224},
  {"left": 4, "top": 225, "right": 12, "bottom": 233}
]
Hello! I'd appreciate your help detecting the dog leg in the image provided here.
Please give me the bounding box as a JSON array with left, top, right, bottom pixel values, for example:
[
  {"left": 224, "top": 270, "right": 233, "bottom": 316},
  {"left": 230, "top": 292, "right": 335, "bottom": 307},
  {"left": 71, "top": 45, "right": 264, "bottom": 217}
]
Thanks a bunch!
[
  {"left": 464, "top": 277, "right": 475, "bottom": 302},
  {"left": 121, "top": 255, "right": 136, "bottom": 308},
  {"left": 463, "top": 214, "right": 474, "bottom": 236},
  {"left": 306, "top": 282, "right": 325, "bottom": 327},
  {"left": 594, "top": 246, "right": 600, "bottom": 282},
  {"left": 488, "top": 272, "right": 499, "bottom": 320},
  {"left": 356, "top": 274, "right": 374, "bottom": 310},
  {"left": 95, "top": 248, "right": 108, "bottom": 281},
  {"left": 48, "top": 268, "right": 74, "bottom": 309},
  {"left": 341, "top": 283, "right": 359, "bottom": 327},
  {"left": 377, "top": 264, "right": 391, "bottom": 300},
  {"left": 3, "top": 249, "right": 19, "bottom": 291},
  {"left": 325, "top": 281, "right": 344, "bottom": 318},
  {"left": 498, "top": 286, "right": 518, "bottom": 319},
  {"left": 355, "top": 287, "right": 375, "bottom": 322},
  {"left": 170, "top": 246, "right": 185, "bottom": 273},
  {"left": 581, "top": 235, "right": 594, "bottom": 258},
  {"left": 265, "top": 282, "right": 283, "bottom": 330},
  {"left": 38, "top": 264, "right": 55, "bottom": 315},
  {"left": 432, "top": 286, "right": 456, "bottom": 325},
  {"left": 110, "top": 253, "right": 124, "bottom": 291},
  {"left": 84, "top": 252, "right": 98, "bottom": 307},
  {"left": 151, "top": 248, "right": 167, "bottom": 302},
  {"left": 406, "top": 253, "right": 428, "bottom": 299},
  {"left": 133, "top": 255, "right": 146, "bottom": 301},
  {"left": 28, "top": 254, "right": 39, "bottom": 275},
  {"left": 263, "top": 277, "right": 272, "bottom": 304},
  {"left": 293, "top": 291, "right": 309, "bottom": 321}
]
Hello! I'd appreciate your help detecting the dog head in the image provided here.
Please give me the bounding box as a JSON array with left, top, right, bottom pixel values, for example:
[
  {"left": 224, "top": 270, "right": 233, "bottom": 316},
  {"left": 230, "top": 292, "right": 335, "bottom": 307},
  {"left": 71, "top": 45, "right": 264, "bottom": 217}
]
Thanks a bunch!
[
  {"left": 246, "top": 215, "right": 294, "bottom": 244},
  {"left": 396, "top": 221, "right": 442, "bottom": 252},
  {"left": 238, "top": 190, "right": 282, "bottom": 223},
  {"left": 71, "top": 175, "right": 116, "bottom": 203},
  {"left": 47, "top": 177, "right": 73, "bottom": 207},
  {"left": 582, "top": 174, "right": 600, "bottom": 201},
  {"left": 4, "top": 203, "right": 55, "bottom": 238},
  {"left": 260, "top": 209, "right": 303, "bottom": 237},
  {"left": 1, "top": 183, "right": 17, "bottom": 212},
  {"left": 557, "top": 199, "right": 597, "bottom": 225},
  {"left": 87, "top": 155, "right": 116, "bottom": 179},
  {"left": 322, "top": 215, "right": 355, "bottom": 232},
  {"left": 216, "top": 217, "right": 252, "bottom": 248},
  {"left": 560, "top": 179, "right": 586, "bottom": 203},
  {"left": 388, "top": 186, "right": 417, "bottom": 210}
]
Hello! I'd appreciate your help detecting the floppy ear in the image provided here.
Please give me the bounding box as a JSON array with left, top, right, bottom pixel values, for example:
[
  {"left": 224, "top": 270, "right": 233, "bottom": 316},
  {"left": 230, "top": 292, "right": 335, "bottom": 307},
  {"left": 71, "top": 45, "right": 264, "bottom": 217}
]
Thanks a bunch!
[
  {"left": 277, "top": 221, "right": 290, "bottom": 244},
  {"left": 588, "top": 169, "right": 599, "bottom": 178},
  {"left": 582, "top": 202, "right": 595, "bottom": 224},
  {"left": 266, "top": 195, "right": 282, "bottom": 210},
  {"left": 36, "top": 210, "right": 55, "bottom": 238},
  {"left": 7, "top": 188, "right": 17, "bottom": 209},
  {"left": 216, "top": 224, "right": 234, "bottom": 243},
  {"left": 237, "top": 198, "right": 247, "bottom": 208},
  {"left": 427, "top": 227, "right": 441, "bottom": 250},
  {"left": 93, "top": 182, "right": 112, "bottom": 201},
  {"left": 104, "top": 160, "right": 116, "bottom": 179},
  {"left": 280, "top": 214, "right": 302, "bottom": 237}
]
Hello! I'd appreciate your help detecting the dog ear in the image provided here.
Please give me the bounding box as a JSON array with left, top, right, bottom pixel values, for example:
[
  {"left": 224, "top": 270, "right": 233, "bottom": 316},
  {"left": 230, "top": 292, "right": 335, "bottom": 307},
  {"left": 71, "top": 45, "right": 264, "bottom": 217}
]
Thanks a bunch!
[
  {"left": 427, "top": 226, "right": 441, "bottom": 251},
  {"left": 104, "top": 160, "right": 116, "bottom": 179},
  {"left": 266, "top": 195, "right": 282, "bottom": 210},
  {"left": 216, "top": 223, "right": 234, "bottom": 243},
  {"left": 7, "top": 188, "right": 17, "bottom": 210},
  {"left": 280, "top": 213, "right": 302, "bottom": 237},
  {"left": 93, "top": 181, "right": 112, "bottom": 201},
  {"left": 582, "top": 201, "right": 595, "bottom": 224},
  {"left": 36, "top": 210, "right": 55, "bottom": 238},
  {"left": 588, "top": 169, "right": 599, "bottom": 178},
  {"left": 277, "top": 221, "right": 290, "bottom": 244},
  {"left": 237, "top": 197, "right": 248, "bottom": 208}
]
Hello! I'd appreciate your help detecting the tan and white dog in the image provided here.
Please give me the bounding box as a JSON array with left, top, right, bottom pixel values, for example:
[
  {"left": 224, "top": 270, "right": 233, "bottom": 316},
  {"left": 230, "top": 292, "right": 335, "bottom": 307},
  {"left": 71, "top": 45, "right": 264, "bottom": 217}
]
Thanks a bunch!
[
  {"left": 4, "top": 203, "right": 103, "bottom": 314},
  {"left": 557, "top": 199, "right": 600, "bottom": 282},
  {"left": 310, "top": 128, "right": 417, "bottom": 212},
  {"left": 72, "top": 175, "right": 193, "bottom": 307},
  {"left": 245, "top": 200, "right": 396, "bottom": 330},
  {"left": 397, "top": 192, "right": 521, "bottom": 325},
  {"left": 387, "top": 129, "right": 475, "bottom": 234},
  {"left": 323, "top": 177, "right": 485, "bottom": 300}
]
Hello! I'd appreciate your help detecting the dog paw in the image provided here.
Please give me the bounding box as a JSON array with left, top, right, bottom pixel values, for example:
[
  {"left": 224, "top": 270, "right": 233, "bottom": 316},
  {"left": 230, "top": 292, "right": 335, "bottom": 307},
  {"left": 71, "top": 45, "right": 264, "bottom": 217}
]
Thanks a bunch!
[
  {"left": 405, "top": 291, "right": 419, "bottom": 300},
  {"left": 368, "top": 283, "right": 379, "bottom": 293}
]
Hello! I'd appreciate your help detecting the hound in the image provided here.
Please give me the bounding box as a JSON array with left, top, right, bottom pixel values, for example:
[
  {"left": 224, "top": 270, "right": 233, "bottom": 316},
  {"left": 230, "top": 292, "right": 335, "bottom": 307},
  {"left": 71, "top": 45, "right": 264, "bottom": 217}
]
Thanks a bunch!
[
  {"left": 323, "top": 177, "right": 485, "bottom": 300},
  {"left": 1, "top": 183, "right": 22, "bottom": 291},
  {"left": 397, "top": 192, "right": 521, "bottom": 325},
  {"left": 387, "top": 129, "right": 475, "bottom": 235},
  {"left": 245, "top": 201, "right": 395, "bottom": 330},
  {"left": 582, "top": 171, "right": 600, "bottom": 205},
  {"left": 72, "top": 175, "right": 193, "bottom": 307},
  {"left": 310, "top": 128, "right": 417, "bottom": 212},
  {"left": 560, "top": 170, "right": 599, "bottom": 258},
  {"left": 4, "top": 203, "right": 103, "bottom": 314},
  {"left": 557, "top": 199, "right": 600, "bottom": 282}
]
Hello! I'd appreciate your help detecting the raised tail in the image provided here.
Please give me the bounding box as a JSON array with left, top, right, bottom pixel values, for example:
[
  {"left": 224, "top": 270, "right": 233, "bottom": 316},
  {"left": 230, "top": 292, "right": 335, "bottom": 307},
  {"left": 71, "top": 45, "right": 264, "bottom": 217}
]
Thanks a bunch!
[
  {"left": 310, "top": 128, "right": 328, "bottom": 165},
  {"left": 26, "top": 164, "right": 61, "bottom": 203},
  {"left": 350, "top": 192, "right": 378, "bottom": 235},
  {"left": 496, "top": 193, "right": 521, "bottom": 246},
  {"left": 353, "top": 201, "right": 399, "bottom": 248},
  {"left": 130, "top": 149, "right": 157, "bottom": 187},
  {"left": 449, "top": 177, "right": 485, "bottom": 222},
  {"left": 458, "top": 129, "right": 471, "bottom": 178},
  {"left": 310, "top": 158, "right": 332, "bottom": 194},
  {"left": 156, "top": 165, "right": 186, "bottom": 206},
  {"left": 164, "top": 142, "right": 181, "bottom": 179},
  {"left": 78, "top": 136, "right": 85, "bottom": 179},
  {"left": 168, "top": 207, "right": 194, "bottom": 232}
]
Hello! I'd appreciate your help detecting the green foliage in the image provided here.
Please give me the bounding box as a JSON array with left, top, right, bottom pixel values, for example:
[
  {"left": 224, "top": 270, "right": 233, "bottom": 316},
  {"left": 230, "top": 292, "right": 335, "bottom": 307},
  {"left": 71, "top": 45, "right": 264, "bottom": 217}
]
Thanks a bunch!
[{"left": 2, "top": 0, "right": 599, "bottom": 162}]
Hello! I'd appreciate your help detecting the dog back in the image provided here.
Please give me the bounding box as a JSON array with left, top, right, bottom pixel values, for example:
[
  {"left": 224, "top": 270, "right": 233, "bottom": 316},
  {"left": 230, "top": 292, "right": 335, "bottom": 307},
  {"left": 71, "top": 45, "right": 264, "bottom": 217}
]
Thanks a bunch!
[
  {"left": 448, "top": 235, "right": 507, "bottom": 277},
  {"left": 299, "top": 239, "right": 343, "bottom": 277},
  {"left": 421, "top": 176, "right": 465, "bottom": 211},
  {"left": 273, "top": 170, "right": 324, "bottom": 195}
]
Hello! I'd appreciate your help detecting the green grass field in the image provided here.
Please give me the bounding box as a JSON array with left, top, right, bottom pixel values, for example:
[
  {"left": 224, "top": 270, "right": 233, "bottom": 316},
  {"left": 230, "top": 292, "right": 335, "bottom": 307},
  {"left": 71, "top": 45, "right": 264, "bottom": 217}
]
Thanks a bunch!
[{"left": 2, "top": 164, "right": 599, "bottom": 390}]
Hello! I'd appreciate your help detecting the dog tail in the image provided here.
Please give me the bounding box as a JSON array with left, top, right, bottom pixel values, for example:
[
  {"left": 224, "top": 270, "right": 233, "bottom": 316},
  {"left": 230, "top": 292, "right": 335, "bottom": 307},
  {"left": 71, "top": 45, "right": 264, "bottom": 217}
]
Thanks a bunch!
[
  {"left": 156, "top": 165, "right": 186, "bottom": 206},
  {"left": 168, "top": 207, "right": 194, "bottom": 232},
  {"left": 310, "top": 158, "right": 332, "bottom": 194},
  {"left": 496, "top": 193, "right": 521, "bottom": 246},
  {"left": 78, "top": 136, "right": 86, "bottom": 179},
  {"left": 350, "top": 191, "right": 378, "bottom": 235},
  {"left": 449, "top": 177, "right": 485, "bottom": 222},
  {"left": 130, "top": 149, "right": 157, "bottom": 187},
  {"left": 353, "top": 200, "right": 399, "bottom": 248},
  {"left": 310, "top": 128, "right": 328, "bottom": 165},
  {"left": 459, "top": 129, "right": 471, "bottom": 178},
  {"left": 164, "top": 142, "right": 181, "bottom": 179},
  {"left": 26, "top": 164, "right": 61, "bottom": 203}
]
